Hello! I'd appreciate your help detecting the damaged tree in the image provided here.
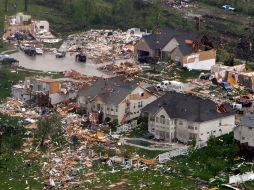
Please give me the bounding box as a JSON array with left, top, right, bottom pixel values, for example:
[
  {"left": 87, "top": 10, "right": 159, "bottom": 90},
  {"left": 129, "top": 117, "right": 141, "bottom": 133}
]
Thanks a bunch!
[{"left": 36, "top": 114, "right": 64, "bottom": 150}]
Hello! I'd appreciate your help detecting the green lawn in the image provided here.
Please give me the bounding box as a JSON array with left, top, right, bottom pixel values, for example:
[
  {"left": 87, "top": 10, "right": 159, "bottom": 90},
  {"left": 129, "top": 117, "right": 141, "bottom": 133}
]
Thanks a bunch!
[{"left": 0, "top": 153, "right": 43, "bottom": 190}]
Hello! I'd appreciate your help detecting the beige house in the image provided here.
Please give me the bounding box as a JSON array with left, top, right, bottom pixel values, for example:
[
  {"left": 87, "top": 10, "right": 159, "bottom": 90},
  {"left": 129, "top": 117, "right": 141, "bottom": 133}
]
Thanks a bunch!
[
  {"left": 142, "top": 92, "right": 235, "bottom": 143},
  {"left": 77, "top": 76, "right": 158, "bottom": 124},
  {"left": 134, "top": 27, "right": 216, "bottom": 70}
]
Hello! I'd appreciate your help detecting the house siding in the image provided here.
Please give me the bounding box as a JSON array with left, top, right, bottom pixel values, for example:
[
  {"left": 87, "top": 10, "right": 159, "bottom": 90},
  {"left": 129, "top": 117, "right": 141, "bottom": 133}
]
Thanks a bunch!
[
  {"left": 170, "top": 47, "right": 183, "bottom": 63},
  {"left": 183, "top": 49, "right": 216, "bottom": 70},
  {"left": 78, "top": 86, "right": 157, "bottom": 125},
  {"left": 234, "top": 126, "right": 254, "bottom": 147},
  {"left": 198, "top": 115, "right": 235, "bottom": 142},
  {"left": 148, "top": 111, "right": 235, "bottom": 143}
]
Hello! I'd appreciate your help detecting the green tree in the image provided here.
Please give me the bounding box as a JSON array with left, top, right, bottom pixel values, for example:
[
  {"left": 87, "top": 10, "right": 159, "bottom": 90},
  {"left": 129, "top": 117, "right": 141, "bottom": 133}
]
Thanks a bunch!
[
  {"left": 36, "top": 114, "right": 64, "bottom": 149},
  {"left": 0, "top": 114, "right": 24, "bottom": 168}
]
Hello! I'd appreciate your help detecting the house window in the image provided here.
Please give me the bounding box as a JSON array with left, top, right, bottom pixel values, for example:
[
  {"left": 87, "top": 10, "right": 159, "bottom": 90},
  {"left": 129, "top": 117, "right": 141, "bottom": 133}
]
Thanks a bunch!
[
  {"left": 138, "top": 101, "right": 143, "bottom": 108},
  {"left": 133, "top": 103, "right": 136, "bottom": 109},
  {"left": 115, "top": 106, "right": 118, "bottom": 112},
  {"left": 219, "top": 129, "right": 222, "bottom": 132},
  {"left": 156, "top": 117, "right": 159, "bottom": 123},
  {"left": 160, "top": 115, "right": 166, "bottom": 124},
  {"left": 249, "top": 127, "right": 252, "bottom": 130},
  {"left": 195, "top": 126, "right": 197, "bottom": 130},
  {"left": 179, "top": 120, "right": 183, "bottom": 125},
  {"left": 107, "top": 106, "right": 110, "bottom": 111},
  {"left": 150, "top": 117, "right": 155, "bottom": 122},
  {"left": 167, "top": 119, "right": 170, "bottom": 125},
  {"left": 207, "top": 132, "right": 209, "bottom": 134},
  {"left": 242, "top": 137, "right": 245, "bottom": 140},
  {"left": 151, "top": 128, "right": 155, "bottom": 132},
  {"left": 111, "top": 105, "right": 114, "bottom": 111}
]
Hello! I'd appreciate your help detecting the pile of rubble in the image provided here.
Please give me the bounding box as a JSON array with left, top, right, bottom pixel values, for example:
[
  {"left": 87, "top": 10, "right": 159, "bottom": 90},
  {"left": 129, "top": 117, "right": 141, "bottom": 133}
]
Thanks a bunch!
[
  {"left": 99, "top": 62, "right": 142, "bottom": 76},
  {"left": 0, "top": 98, "right": 40, "bottom": 119},
  {"left": 63, "top": 30, "right": 141, "bottom": 63},
  {"left": 63, "top": 70, "right": 97, "bottom": 81}
]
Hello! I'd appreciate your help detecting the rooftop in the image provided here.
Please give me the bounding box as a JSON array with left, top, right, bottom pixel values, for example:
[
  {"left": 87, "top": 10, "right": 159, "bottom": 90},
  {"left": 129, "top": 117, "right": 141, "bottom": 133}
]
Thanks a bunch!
[
  {"left": 142, "top": 92, "right": 235, "bottom": 122},
  {"left": 142, "top": 27, "right": 203, "bottom": 55},
  {"left": 78, "top": 75, "right": 138, "bottom": 105}
]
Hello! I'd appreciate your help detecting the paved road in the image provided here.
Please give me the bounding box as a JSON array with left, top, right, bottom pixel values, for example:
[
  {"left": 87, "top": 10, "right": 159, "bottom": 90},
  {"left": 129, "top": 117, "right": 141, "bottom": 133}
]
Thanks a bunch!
[{"left": 12, "top": 50, "right": 132, "bottom": 78}]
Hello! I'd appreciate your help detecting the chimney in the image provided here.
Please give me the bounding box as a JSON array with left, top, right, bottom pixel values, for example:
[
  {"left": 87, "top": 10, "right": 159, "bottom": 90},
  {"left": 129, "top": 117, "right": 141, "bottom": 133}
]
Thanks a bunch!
[{"left": 195, "top": 17, "right": 200, "bottom": 31}]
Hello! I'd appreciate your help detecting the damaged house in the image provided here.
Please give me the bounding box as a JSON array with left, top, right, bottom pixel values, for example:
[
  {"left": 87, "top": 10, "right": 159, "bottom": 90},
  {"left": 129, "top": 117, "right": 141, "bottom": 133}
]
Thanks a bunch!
[
  {"left": 11, "top": 77, "right": 78, "bottom": 106},
  {"left": 134, "top": 27, "right": 216, "bottom": 70},
  {"left": 77, "top": 75, "right": 158, "bottom": 124},
  {"left": 141, "top": 92, "right": 235, "bottom": 143}
]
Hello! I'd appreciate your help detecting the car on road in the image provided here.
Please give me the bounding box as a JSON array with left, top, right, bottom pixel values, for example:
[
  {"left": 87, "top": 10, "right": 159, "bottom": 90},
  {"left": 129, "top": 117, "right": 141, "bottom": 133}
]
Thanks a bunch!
[
  {"left": 55, "top": 51, "right": 66, "bottom": 58},
  {"left": 75, "top": 53, "right": 86, "bottom": 62},
  {"left": 0, "top": 54, "right": 10, "bottom": 61},
  {"left": 19, "top": 43, "right": 31, "bottom": 51},
  {"left": 24, "top": 47, "right": 36, "bottom": 56},
  {"left": 35, "top": 48, "right": 43, "bottom": 55},
  {"left": 0, "top": 57, "right": 19, "bottom": 64}
]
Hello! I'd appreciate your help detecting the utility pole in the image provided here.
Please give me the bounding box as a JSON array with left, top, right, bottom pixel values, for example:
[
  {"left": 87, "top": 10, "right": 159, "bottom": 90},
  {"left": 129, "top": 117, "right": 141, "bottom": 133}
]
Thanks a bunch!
[
  {"left": 24, "top": 0, "right": 28, "bottom": 11},
  {"left": 5, "top": 0, "right": 8, "bottom": 12}
]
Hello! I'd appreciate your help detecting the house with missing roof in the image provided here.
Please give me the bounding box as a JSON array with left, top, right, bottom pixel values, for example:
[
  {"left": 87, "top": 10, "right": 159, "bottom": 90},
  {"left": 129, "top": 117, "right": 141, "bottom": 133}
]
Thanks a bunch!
[
  {"left": 234, "top": 112, "right": 254, "bottom": 158},
  {"left": 141, "top": 92, "right": 235, "bottom": 143},
  {"left": 77, "top": 75, "right": 158, "bottom": 124},
  {"left": 134, "top": 27, "right": 216, "bottom": 70}
]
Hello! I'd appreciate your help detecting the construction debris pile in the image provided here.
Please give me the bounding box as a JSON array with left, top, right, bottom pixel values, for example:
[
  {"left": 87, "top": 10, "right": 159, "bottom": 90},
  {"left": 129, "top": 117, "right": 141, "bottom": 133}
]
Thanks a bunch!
[
  {"left": 63, "top": 70, "right": 97, "bottom": 81},
  {"left": 0, "top": 98, "right": 40, "bottom": 119},
  {"left": 98, "top": 62, "right": 142, "bottom": 76},
  {"left": 63, "top": 30, "right": 141, "bottom": 63}
]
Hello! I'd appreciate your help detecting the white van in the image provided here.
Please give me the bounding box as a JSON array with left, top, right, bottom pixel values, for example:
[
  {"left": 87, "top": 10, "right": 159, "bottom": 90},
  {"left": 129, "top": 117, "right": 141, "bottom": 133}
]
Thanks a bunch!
[{"left": 157, "top": 80, "right": 184, "bottom": 92}]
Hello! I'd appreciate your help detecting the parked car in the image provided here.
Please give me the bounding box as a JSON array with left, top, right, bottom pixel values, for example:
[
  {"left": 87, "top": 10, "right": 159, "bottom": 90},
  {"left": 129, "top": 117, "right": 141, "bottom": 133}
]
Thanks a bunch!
[
  {"left": 19, "top": 43, "right": 31, "bottom": 51},
  {"left": 0, "top": 54, "right": 9, "bottom": 61},
  {"left": 221, "top": 82, "right": 233, "bottom": 91},
  {"left": 24, "top": 48, "right": 36, "bottom": 56},
  {"left": 55, "top": 51, "right": 66, "bottom": 58},
  {"left": 35, "top": 48, "right": 43, "bottom": 55},
  {"left": 75, "top": 53, "right": 86, "bottom": 62},
  {"left": 1, "top": 57, "right": 19, "bottom": 64}
]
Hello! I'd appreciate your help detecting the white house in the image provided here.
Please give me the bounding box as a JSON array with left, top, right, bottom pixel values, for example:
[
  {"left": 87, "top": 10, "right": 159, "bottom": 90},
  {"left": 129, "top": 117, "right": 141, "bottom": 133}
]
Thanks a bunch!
[
  {"left": 234, "top": 113, "right": 254, "bottom": 147},
  {"left": 142, "top": 92, "right": 235, "bottom": 143},
  {"left": 77, "top": 75, "right": 158, "bottom": 124}
]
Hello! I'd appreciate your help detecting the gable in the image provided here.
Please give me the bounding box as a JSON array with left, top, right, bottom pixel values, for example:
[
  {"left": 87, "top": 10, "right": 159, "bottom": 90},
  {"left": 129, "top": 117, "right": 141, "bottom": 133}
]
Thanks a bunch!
[
  {"left": 154, "top": 107, "right": 170, "bottom": 119},
  {"left": 162, "top": 38, "right": 179, "bottom": 52},
  {"left": 135, "top": 39, "right": 152, "bottom": 52}
]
